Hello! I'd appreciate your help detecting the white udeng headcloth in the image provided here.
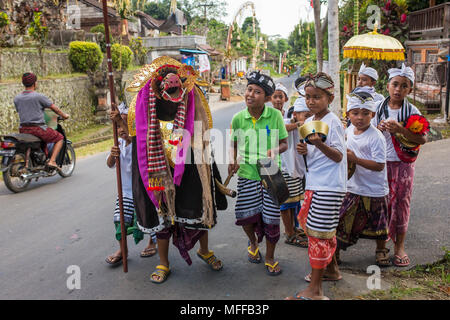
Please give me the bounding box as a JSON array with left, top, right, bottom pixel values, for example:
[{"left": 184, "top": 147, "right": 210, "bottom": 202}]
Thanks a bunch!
[
  {"left": 388, "top": 63, "right": 415, "bottom": 84},
  {"left": 293, "top": 97, "right": 310, "bottom": 113},
  {"left": 346, "top": 94, "right": 376, "bottom": 112},
  {"left": 358, "top": 62, "right": 379, "bottom": 81},
  {"left": 275, "top": 83, "right": 289, "bottom": 99},
  {"left": 118, "top": 102, "right": 128, "bottom": 115}
]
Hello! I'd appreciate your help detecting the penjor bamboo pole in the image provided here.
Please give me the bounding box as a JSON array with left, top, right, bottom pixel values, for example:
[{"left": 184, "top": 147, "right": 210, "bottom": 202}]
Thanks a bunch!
[{"left": 101, "top": 0, "right": 128, "bottom": 273}]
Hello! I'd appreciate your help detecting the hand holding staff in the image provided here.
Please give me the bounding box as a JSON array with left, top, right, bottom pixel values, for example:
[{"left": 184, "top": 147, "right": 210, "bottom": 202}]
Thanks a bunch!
[{"left": 101, "top": 0, "right": 128, "bottom": 273}]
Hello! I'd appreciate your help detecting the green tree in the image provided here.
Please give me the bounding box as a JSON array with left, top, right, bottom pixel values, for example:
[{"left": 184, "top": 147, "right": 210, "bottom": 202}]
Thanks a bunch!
[
  {"left": 277, "top": 39, "right": 289, "bottom": 56},
  {"left": 143, "top": 0, "right": 171, "bottom": 20},
  {"left": 28, "top": 11, "right": 48, "bottom": 72},
  {"left": 241, "top": 16, "right": 260, "bottom": 38}
]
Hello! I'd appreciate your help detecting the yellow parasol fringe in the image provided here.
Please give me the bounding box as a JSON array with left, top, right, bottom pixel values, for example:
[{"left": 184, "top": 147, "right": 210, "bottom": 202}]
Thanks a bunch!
[{"left": 343, "top": 48, "right": 405, "bottom": 61}]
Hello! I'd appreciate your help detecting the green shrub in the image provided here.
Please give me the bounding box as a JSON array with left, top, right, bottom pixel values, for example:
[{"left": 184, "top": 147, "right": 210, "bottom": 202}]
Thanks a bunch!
[
  {"left": 0, "top": 11, "right": 10, "bottom": 28},
  {"left": 129, "top": 37, "right": 148, "bottom": 65},
  {"left": 111, "top": 43, "right": 133, "bottom": 70},
  {"left": 69, "top": 41, "right": 103, "bottom": 73},
  {"left": 90, "top": 24, "right": 105, "bottom": 34}
]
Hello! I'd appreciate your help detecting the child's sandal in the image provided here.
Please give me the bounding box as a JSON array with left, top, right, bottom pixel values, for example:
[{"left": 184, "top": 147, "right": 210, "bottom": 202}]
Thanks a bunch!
[
  {"left": 197, "top": 250, "right": 223, "bottom": 271},
  {"left": 150, "top": 265, "right": 171, "bottom": 284}
]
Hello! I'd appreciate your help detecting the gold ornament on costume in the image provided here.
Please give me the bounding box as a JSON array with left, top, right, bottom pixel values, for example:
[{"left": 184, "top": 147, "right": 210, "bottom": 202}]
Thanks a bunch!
[{"left": 126, "top": 56, "right": 198, "bottom": 95}]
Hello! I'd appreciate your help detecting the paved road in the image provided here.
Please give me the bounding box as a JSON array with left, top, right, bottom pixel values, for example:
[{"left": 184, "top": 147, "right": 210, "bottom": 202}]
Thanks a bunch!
[{"left": 1, "top": 74, "right": 448, "bottom": 299}]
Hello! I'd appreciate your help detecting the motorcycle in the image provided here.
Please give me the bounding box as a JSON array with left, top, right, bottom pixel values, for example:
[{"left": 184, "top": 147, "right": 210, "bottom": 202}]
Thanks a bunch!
[{"left": 0, "top": 116, "right": 76, "bottom": 193}]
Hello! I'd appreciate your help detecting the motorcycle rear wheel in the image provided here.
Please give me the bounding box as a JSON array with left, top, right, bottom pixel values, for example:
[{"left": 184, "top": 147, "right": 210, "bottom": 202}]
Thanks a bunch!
[
  {"left": 3, "top": 154, "right": 30, "bottom": 193},
  {"left": 58, "top": 144, "right": 76, "bottom": 178}
]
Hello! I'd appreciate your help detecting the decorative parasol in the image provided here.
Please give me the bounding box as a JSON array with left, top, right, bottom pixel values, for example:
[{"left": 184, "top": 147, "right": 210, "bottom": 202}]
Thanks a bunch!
[{"left": 343, "top": 26, "right": 405, "bottom": 61}]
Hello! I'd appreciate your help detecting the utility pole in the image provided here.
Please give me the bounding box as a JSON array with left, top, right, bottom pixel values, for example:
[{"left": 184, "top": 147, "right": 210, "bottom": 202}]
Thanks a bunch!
[{"left": 198, "top": 1, "right": 214, "bottom": 35}]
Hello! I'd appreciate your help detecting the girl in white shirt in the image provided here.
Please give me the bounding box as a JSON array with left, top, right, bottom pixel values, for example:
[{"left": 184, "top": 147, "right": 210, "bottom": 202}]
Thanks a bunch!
[{"left": 371, "top": 64, "right": 427, "bottom": 267}]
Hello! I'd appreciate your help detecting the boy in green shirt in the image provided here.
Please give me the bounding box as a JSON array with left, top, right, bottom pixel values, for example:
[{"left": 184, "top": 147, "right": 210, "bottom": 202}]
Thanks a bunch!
[{"left": 229, "top": 71, "right": 288, "bottom": 276}]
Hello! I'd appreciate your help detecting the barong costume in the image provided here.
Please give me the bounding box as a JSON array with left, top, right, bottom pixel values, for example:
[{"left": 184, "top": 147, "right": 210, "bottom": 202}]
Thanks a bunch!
[
  {"left": 126, "top": 57, "right": 226, "bottom": 265},
  {"left": 232, "top": 71, "right": 288, "bottom": 244},
  {"left": 336, "top": 93, "right": 389, "bottom": 250},
  {"left": 371, "top": 64, "right": 427, "bottom": 243}
]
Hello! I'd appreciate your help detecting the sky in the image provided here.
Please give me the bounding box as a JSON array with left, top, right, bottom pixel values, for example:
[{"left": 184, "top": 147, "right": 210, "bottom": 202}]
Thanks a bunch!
[{"left": 223, "top": 0, "right": 327, "bottom": 39}]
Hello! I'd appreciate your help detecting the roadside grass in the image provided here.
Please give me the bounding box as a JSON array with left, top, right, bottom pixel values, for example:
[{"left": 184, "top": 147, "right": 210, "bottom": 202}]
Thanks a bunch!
[
  {"left": 0, "top": 72, "right": 87, "bottom": 84},
  {"left": 357, "top": 248, "right": 450, "bottom": 300},
  {"left": 74, "top": 138, "right": 114, "bottom": 159},
  {"left": 67, "top": 124, "right": 112, "bottom": 144}
]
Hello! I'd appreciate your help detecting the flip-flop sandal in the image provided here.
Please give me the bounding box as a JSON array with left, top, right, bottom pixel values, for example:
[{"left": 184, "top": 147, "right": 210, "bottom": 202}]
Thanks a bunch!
[
  {"left": 294, "top": 228, "right": 307, "bottom": 237},
  {"left": 393, "top": 254, "right": 410, "bottom": 267},
  {"left": 304, "top": 273, "right": 342, "bottom": 283},
  {"left": 265, "top": 261, "right": 282, "bottom": 276},
  {"left": 150, "top": 265, "right": 171, "bottom": 284},
  {"left": 285, "top": 234, "right": 308, "bottom": 248},
  {"left": 247, "top": 240, "right": 262, "bottom": 264},
  {"left": 105, "top": 254, "right": 123, "bottom": 266},
  {"left": 140, "top": 247, "right": 157, "bottom": 258},
  {"left": 197, "top": 250, "right": 223, "bottom": 271},
  {"left": 286, "top": 293, "right": 330, "bottom": 300},
  {"left": 286, "top": 293, "right": 312, "bottom": 300},
  {"left": 47, "top": 164, "right": 62, "bottom": 172}
]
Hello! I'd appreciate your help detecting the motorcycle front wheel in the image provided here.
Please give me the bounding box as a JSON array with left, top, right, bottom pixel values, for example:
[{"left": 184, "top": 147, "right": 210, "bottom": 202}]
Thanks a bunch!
[
  {"left": 3, "top": 154, "right": 30, "bottom": 193},
  {"left": 58, "top": 144, "right": 76, "bottom": 178}
]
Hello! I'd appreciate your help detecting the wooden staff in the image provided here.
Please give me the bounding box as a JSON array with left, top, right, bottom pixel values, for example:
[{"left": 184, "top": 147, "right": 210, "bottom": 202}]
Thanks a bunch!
[{"left": 101, "top": 0, "right": 128, "bottom": 273}]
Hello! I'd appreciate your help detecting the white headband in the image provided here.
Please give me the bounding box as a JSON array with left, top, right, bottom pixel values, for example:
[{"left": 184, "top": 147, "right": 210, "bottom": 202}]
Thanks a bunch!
[
  {"left": 346, "top": 94, "right": 376, "bottom": 112},
  {"left": 353, "top": 86, "right": 376, "bottom": 97},
  {"left": 359, "top": 62, "right": 379, "bottom": 81},
  {"left": 388, "top": 63, "right": 415, "bottom": 84},
  {"left": 275, "top": 83, "right": 289, "bottom": 99},
  {"left": 293, "top": 97, "right": 310, "bottom": 113},
  {"left": 118, "top": 102, "right": 128, "bottom": 115}
]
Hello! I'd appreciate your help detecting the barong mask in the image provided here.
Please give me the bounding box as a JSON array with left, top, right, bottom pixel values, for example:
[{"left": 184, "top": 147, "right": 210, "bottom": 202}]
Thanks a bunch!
[{"left": 126, "top": 57, "right": 216, "bottom": 227}]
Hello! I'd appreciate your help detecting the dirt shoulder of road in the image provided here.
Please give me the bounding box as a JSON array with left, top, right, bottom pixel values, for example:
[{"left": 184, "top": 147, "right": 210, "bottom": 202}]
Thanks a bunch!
[{"left": 330, "top": 249, "right": 449, "bottom": 300}]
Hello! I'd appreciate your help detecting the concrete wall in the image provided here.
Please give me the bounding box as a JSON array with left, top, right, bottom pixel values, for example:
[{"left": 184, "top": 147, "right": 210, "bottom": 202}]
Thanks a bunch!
[
  {"left": 0, "top": 50, "right": 73, "bottom": 80},
  {"left": 142, "top": 35, "right": 206, "bottom": 50},
  {"left": 0, "top": 75, "right": 96, "bottom": 135}
]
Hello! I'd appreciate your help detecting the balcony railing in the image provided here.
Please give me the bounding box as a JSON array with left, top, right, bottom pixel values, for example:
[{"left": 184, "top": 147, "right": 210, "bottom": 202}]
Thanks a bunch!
[{"left": 409, "top": 3, "right": 450, "bottom": 40}]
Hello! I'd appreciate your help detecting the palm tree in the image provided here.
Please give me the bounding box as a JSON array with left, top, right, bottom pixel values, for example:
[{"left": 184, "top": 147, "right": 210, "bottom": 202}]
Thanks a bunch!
[
  {"left": 312, "top": 0, "right": 323, "bottom": 72},
  {"left": 328, "top": 0, "right": 341, "bottom": 115}
]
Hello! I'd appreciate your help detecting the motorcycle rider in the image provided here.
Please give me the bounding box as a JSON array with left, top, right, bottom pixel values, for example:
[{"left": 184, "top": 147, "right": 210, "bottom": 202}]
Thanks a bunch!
[{"left": 13, "top": 73, "right": 70, "bottom": 169}]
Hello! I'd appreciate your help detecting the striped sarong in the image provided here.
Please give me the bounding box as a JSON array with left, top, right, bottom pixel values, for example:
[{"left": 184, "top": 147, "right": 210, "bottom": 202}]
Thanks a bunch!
[
  {"left": 235, "top": 177, "right": 280, "bottom": 225},
  {"left": 298, "top": 190, "right": 345, "bottom": 239},
  {"left": 114, "top": 196, "right": 135, "bottom": 226},
  {"left": 281, "top": 171, "right": 304, "bottom": 209}
]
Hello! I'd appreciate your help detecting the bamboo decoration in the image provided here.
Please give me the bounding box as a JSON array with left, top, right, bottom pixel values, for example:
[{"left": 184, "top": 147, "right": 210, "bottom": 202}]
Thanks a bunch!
[{"left": 101, "top": 0, "right": 128, "bottom": 273}]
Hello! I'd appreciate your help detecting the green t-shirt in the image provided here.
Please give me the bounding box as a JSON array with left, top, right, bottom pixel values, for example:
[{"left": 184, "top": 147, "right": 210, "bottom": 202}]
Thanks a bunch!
[{"left": 231, "top": 106, "right": 288, "bottom": 181}]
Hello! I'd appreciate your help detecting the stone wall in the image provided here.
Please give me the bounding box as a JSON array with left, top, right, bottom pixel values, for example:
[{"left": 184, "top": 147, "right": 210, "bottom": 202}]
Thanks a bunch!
[
  {"left": 0, "top": 75, "right": 96, "bottom": 135},
  {"left": 0, "top": 50, "right": 73, "bottom": 80}
]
